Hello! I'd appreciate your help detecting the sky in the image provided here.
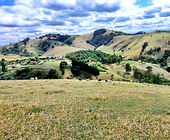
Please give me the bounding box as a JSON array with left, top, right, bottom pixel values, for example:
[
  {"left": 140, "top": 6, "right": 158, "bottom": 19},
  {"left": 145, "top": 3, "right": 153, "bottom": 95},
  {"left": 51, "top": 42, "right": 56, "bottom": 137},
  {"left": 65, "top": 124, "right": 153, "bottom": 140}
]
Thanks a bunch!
[{"left": 0, "top": 0, "right": 170, "bottom": 45}]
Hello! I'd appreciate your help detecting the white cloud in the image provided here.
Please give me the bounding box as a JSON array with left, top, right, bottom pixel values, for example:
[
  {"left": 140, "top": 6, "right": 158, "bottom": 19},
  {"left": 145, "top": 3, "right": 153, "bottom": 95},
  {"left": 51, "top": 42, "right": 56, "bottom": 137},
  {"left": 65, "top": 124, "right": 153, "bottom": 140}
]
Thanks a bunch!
[
  {"left": 152, "top": 0, "right": 170, "bottom": 7},
  {"left": 0, "top": 0, "right": 169, "bottom": 45}
]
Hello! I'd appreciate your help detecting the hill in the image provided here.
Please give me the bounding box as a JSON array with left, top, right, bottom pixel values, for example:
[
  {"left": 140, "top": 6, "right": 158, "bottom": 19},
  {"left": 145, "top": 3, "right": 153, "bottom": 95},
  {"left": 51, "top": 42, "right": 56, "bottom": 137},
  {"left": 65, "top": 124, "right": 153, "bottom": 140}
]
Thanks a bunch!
[
  {"left": 0, "top": 29, "right": 169, "bottom": 60},
  {"left": 0, "top": 80, "right": 169, "bottom": 139},
  {"left": 97, "top": 31, "right": 170, "bottom": 59},
  {"left": 0, "top": 29, "right": 169, "bottom": 82},
  {"left": 44, "top": 46, "right": 83, "bottom": 57}
]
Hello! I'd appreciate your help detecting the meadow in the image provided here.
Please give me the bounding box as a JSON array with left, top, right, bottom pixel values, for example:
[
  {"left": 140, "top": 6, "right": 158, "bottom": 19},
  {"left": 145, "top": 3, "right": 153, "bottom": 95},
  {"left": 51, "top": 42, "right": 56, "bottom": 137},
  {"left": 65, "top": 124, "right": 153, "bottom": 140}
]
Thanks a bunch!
[{"left": 0, "top": 80, "right": 169, "bottom": 139}]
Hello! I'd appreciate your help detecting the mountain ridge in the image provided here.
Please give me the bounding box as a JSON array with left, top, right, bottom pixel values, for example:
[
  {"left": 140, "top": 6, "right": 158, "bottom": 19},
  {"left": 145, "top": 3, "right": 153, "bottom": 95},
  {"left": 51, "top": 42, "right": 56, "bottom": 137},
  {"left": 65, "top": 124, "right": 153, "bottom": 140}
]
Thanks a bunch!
[{"left": 0, "top": 28, "right": 170, "bottom": 61}]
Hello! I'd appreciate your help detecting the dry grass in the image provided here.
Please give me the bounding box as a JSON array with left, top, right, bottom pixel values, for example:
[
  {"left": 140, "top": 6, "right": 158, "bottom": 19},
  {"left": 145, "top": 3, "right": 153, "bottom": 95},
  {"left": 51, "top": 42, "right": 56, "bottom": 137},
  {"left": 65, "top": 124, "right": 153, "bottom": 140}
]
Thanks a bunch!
[
  {"left": 73, "top": 34, "right": 94, "bottom": 49},
  {"left": 44, "top": 46, "right": 83, "bottom": 57},
  {"left": 98, "top": 32, "right": 170, "bottom": 59},
  {"left": 0, "top": 54, "right": 20, "bottom": 61},
  {"left": 0, "top": 80, "right": 170, "bottom": 139}
]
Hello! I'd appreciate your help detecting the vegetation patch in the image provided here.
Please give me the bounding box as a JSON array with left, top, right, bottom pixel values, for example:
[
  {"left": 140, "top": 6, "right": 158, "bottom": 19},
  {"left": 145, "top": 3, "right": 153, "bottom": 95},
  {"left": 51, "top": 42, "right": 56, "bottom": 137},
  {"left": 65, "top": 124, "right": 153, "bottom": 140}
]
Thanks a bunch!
[
  {"left": 45, "top": 90, "right": 66, "bottom": 95},
  {"left": 66, "top": 50, "right": 122, "bottom": 64},
  {"left": 31, "top": 106, "right": 43, "bottom": 113}
]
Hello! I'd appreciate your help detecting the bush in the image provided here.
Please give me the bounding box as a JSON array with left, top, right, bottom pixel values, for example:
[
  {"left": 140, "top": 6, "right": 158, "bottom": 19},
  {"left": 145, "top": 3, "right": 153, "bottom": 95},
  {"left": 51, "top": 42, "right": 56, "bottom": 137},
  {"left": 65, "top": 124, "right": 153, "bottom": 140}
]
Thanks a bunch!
[
  {"left": 70, "top": 60, "right": 100, "bottom": 78},
  {"left": 140, "top": 42, "right": 148, "bottom": 56},
  {"left": 0, "top": 59, "right": 7, "bottom": 72},
  {"left": 15, "top": 68, "right": 61, "bottom": 80},
  {"left": 72, "top": 60, "right": 100, "bottom": 76},
  {"left": 60, "top": 61, "right": 68, "bottom": 75},
  {"left": 15, "top": 67, "right": 33, "bottom": 79},
  {"left": 133, "top": 67, "right": 165, "bottom": 84},
  {"left": 125, "top": 63, "right": 131, "bottom": 72},
  {"left": 166, "top": 67, "right": 170, "bottom": 72},
  {"left": 47, "top": 69, "right": 61, "bottom": 79}
]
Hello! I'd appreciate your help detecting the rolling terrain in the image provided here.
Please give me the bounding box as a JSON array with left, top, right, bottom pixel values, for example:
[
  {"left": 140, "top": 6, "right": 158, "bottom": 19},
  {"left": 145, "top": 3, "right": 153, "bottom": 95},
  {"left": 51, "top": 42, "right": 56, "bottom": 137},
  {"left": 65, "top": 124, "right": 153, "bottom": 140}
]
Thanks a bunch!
[
  {"left": 0, "top": 30, "right": 170, "bottom": 139},
  {"left": 0, "top": 29, "right": 169, "bottom": 81},
  {"left": 97, "top": 31, "right": 170, "bottom": 59},
  {"left": 0, "top": 29, "right": 169, "bottom": 60}
]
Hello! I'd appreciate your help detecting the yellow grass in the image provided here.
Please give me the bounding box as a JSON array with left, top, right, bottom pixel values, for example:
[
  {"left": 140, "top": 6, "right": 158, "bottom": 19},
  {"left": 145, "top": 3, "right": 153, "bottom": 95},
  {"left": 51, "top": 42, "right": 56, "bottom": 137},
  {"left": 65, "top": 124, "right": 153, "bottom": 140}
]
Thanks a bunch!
[
  {"left": 0, "top": 54, "right": 20, "bottom": 61},
  {"left": 73, "top": 34, "right": 94, "bottom": 49},
  {"left": 98, "top": 32, "right": 170, "bottom": 59},
  {"left": 0, "top": 80, "right": 170, "bottom": 139},
  {"left": 44, "top": 46, "right": 83, "bottom": 57}
]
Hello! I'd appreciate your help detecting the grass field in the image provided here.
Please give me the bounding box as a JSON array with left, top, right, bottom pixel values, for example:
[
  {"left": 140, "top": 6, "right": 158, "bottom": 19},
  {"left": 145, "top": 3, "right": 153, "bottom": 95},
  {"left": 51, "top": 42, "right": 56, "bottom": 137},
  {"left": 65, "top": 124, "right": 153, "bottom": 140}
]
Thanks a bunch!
[
  {"left": 44, "top": 46, "right": 84, "bottom": 57},
  {"left": 0, "top": 54, "right": 21, "bottom": 61},
  {"left": 98, "top": 32, "right": 170, "bottom": 59},
  {"left": 0, "top": 80, "right": 170, "bottom": 139}
]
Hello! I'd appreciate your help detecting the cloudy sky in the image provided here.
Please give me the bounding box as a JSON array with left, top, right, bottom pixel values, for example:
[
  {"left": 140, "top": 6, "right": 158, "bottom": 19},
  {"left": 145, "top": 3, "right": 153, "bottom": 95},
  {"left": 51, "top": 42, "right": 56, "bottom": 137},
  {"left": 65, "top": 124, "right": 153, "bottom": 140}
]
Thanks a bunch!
[{"left": 0, "top": 0, "right": 170, "bottom": 45}]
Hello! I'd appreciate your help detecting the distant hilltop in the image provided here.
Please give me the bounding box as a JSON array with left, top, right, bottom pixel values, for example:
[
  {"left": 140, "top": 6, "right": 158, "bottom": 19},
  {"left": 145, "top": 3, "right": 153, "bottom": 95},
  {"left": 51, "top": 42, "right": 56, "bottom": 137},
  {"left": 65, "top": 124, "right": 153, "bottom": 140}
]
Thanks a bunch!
[{"left": 0, "top": 28, "right": 169, "bottom": 60}]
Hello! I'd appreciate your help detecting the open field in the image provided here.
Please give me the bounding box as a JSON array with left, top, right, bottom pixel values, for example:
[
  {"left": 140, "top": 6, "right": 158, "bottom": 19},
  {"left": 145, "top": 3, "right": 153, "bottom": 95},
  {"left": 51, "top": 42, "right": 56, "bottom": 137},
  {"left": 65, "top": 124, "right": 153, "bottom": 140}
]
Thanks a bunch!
[{"left": 0, "top": 80, "right": 170, "bottom": 139}]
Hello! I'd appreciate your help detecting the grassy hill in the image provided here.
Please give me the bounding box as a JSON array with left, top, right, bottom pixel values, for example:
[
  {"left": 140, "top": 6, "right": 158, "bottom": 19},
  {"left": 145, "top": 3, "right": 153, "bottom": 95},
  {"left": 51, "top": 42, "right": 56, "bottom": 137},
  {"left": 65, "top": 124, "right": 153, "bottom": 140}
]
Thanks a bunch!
[
  {"left": 0, "top": 29, "right": 169, "bottom": 82},
  {"left": 0, "top": 29, "right": 169, "bottom": 61},
  {"left": 0, "top": 80, "right": 169, "bottom": 139},
  {"left": 97, "top": 31, "right": 170, "bottom": 59},
  {"left": 44, "top": 46, "right": 84, "bottom": 57}
]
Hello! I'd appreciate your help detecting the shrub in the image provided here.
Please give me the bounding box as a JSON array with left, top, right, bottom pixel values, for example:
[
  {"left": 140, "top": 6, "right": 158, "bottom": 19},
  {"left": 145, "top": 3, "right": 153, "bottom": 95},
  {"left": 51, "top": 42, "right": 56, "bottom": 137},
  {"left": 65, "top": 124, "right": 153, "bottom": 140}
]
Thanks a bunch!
[
  {"left": 110, "top": 74, "right": 114, "bottom": 80},
  {"left": 166, "top": 67, "right": 170, "bottom": 72},
  {"left": 0, "top": 59, "right": 7, "bottom": 72},
  {"left": 140, "top": 42, "right": 148, "bottom": 56},
  {"left": 71, "top": 60, "right": 100, "bottom": 76},
  {"left": 133, "top": 67, "right": 165, "bottom": 84},
  {"left": 15, "top": 67, "right": 32, "bottom": 79},
  {"left": 15, "top": 67, "right": 61, "bottom": 80},
  {"left": 146, "top": 66, "right": 152, "bottom": 73},
  {"left": 125, "top": 63, "right": 131, "bottom": 72},
  {"left": 47, "top": 69, "right": 61, "bottom": 79},
  {"left": 60, "top": 61, "right": 68, "bottom": 75}
]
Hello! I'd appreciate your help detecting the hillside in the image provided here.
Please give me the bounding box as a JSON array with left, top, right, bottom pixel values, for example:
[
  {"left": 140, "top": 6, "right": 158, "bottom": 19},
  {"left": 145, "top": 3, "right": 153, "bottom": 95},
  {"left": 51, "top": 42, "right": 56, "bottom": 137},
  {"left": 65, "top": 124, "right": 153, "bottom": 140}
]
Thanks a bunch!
[
  {"left": 0, "top": 29, "right": 169, "bottom": 82},
  {"left": 44, "top": 46, "right": 83, "bottom": 57},
  {"left": 0, "top": 30, "right": 169, "bottom": 60}
]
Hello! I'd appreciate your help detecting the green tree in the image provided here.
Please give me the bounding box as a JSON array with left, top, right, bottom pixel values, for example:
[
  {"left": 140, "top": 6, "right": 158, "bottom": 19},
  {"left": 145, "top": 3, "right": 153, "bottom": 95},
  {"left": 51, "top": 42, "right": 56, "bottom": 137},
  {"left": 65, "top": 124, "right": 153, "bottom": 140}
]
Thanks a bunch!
[
  {"left": 140, "top": 42, "right": 148, "bottom": 56},
  {"left": 1, "top": 59, "right": 6, "bottom": 72},
  {"left": 47, "top": 69, "right": 61, "bottom": 79},
  {"left": 125, "top": 63, "right": 131, "bottom": 72},
  {"left": 146, "top": 66, "right": 152, "bottom": 73},
  {"left": 60, "top": 61, "right": 68, "bottom": 75},
  {"left": 133, "top": 68, "right": 144, "bottom": 81}
]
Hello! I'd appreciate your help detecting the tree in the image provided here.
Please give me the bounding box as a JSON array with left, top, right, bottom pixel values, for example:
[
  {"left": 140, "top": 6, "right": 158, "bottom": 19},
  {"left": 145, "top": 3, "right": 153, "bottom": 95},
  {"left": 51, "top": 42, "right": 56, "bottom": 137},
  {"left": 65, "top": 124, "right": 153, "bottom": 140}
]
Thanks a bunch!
[
  {"left": 66, "top": 50, "right": 123, "bottom": 64},
  {"left": 71, "top": 60, "right": 100, "bottom": 77},
  {"left": 110, "top": 74, "right": 114, "bottom": 80},
  {"left": 133, "top": 68, "right": 144, "bottom": 81},
  {"left": 146, "top": 66, "right": 152, "bottom": 73},
  {"left": 1, "top": 59, "right": 6, "bottom": 72},
  {"left": 15, "top": 67, "right": 32, "bottom": 79},
  {"left": 47, "top": 69, "right": 61, "bottom": 79},
  {"left": 60, "top": 61, "right": 68, "bottom": 75},
  {"left": 133, "top": 67, "right": 165, "bottom": 84},
  {"left": 125, "top": 63, "right": 131, "bottom": 72},
  {"left": 140, "top": 42, "right": 148, "bottom": 56}
]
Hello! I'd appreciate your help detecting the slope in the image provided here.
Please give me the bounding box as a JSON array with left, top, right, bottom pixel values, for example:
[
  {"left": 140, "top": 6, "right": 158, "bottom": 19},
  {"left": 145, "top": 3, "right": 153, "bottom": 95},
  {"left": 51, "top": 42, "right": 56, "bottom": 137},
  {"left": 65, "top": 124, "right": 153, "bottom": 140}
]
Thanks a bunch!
[{"left": 97, "top": 32, "right": 170, "bottom": 59}]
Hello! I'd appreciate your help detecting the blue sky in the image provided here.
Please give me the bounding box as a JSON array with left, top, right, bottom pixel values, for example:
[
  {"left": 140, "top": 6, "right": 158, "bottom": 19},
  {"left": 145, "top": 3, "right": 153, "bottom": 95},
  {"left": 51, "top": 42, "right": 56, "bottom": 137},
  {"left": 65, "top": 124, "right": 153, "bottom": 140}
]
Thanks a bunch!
[
  {"left": 0, "top": 0, "right": 170, "bottom": 45},
  {"left": 135, "top": 0, "right": 152, "bottom": 7},
  {"left": 0, "top": 0, "right": 14, "bottom": 6}
]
